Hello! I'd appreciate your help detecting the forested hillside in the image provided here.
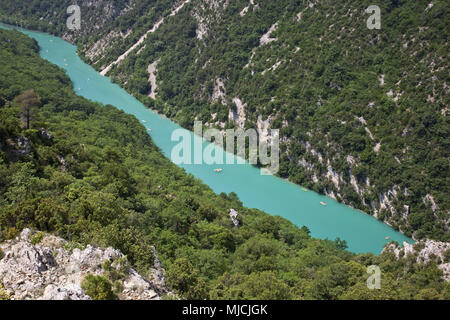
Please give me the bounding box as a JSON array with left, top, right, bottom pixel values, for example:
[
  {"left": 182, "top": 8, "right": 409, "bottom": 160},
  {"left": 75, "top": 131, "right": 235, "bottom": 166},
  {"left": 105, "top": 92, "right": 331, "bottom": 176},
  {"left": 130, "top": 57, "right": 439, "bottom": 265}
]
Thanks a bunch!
[
  {"left": 1, "top": 29, "right": 449, "bottom": 300},
  {"left": 2, "top": 0, "right": 447, "bottom": 242}
]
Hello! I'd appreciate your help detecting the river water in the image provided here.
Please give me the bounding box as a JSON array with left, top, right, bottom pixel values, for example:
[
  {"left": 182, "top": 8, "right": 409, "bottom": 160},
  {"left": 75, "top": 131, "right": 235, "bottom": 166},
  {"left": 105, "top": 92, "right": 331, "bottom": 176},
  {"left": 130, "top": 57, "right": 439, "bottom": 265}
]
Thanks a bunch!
[{"left": 0, "top": 23, "right": 413, "bottom": 253}]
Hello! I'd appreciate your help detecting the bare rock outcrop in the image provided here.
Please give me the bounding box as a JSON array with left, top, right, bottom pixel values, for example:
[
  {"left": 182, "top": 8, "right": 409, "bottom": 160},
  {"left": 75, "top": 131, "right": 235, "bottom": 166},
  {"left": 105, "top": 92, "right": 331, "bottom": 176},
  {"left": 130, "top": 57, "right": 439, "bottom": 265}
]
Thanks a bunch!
[
  {"left": 0, "top": 229, "right": 171, "bottom": 300},
  {"left": 3, "top": 136, "right": 32, "bottom": 160},
  {"left": 229, "top": 209, "right": 240, "bottom": 227},
  {"left": 383, "top": 240, "right": 450, "bottom": 282}
]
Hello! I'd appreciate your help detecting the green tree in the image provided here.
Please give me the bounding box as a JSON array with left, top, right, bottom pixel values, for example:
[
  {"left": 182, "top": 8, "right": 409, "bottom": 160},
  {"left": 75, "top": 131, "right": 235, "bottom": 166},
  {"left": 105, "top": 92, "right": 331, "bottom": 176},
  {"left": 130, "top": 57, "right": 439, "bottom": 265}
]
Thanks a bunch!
[
  {"left": 166, "top": 258, "right": 207, "bottom": 299},
  {"left": 13, "top": 89, "right": 41, "bottom": 129},
  {"left": 81, "top": 274, "right": 116, "bottom": 300}
]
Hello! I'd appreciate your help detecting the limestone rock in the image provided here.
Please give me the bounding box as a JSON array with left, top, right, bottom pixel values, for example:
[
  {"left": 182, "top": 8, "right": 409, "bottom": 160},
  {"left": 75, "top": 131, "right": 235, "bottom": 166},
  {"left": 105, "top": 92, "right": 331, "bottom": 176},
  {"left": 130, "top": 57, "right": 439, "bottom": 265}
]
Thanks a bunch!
[
  {"left": 229, "top": 209, "right": 240, "bottom": 227},
  {"left": 0, "top": 229, "right": 172, "bottom": 300},
  {"left": 383, "top": 240, "right": 450, "bottom": 282},
  {"left": 42, "top": 284, "right": 90, "bottom": 300}
]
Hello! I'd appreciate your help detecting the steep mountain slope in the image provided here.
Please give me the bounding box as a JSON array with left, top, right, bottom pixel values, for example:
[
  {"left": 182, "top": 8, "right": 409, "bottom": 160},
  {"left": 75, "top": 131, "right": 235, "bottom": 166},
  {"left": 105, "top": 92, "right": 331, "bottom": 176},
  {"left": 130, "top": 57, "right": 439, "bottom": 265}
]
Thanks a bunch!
[
  {"left": 1, "top": 28, "right": 449, "bottom": 300},
  {"left": 0, "top": 2, "right": 448, "bottom": 240}
]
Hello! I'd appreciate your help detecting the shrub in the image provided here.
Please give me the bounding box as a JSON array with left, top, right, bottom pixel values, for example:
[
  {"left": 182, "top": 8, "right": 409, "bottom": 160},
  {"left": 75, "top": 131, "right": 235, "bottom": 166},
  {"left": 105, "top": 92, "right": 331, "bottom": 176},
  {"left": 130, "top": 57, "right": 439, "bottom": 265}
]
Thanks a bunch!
[
  {"left": 81, "top": 274, "right": 116, "bottom": 300},
  {"left": 31, "top": 231, "right": 44, "bottom": 245},
  {"left": 0, "top": 284, "right": 10, "bottom": 300},
  {"left": 5, "top": 227, "right": 18, "bottom": 240},
  {"left": 443, "top": 249, "right": 450, "bottom": 264},
  {"left": 102, "top": 257, "right": 130, "bottom": 282},
  {"left": 113, "top": 280, "right": 124, "bottom": 295},
  {"left": 63, "top": 241, "right": 84, "bottom": 254},
  {"left": 102, "top": 260, "right": 112, "bottom": 272}
]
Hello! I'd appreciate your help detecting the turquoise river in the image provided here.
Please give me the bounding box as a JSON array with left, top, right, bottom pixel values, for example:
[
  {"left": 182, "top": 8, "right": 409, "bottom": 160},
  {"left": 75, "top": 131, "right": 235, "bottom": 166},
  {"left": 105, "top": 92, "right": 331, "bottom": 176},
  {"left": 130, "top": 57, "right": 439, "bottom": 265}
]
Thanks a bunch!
[{"left": 0, "top": 23, "right": 414, "bottom": 254}]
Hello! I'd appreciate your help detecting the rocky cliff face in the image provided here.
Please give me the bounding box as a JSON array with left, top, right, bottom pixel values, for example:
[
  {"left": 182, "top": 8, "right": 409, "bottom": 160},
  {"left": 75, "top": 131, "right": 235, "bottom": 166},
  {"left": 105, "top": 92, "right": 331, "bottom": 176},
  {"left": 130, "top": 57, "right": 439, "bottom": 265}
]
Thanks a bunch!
[
  {"left": 62, "top": 0, "right": 134, "bottom": 43},
  {"left": 0, "top": 229, "right": 172, "bottom": 300},
  {"left": 383, "top": 240, "right": 450, "bottom": 282}
]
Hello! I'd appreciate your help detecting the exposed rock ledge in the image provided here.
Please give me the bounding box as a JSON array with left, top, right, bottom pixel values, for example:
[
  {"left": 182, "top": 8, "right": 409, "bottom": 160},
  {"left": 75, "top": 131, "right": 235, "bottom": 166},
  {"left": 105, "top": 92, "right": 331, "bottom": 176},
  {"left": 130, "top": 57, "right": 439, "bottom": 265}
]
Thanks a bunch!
[
  {"left": 383, "top": 240, "right": 450, "bottom": 282},
  {"left": 0, "top": 229, "right": 172, "bottom": 300}
]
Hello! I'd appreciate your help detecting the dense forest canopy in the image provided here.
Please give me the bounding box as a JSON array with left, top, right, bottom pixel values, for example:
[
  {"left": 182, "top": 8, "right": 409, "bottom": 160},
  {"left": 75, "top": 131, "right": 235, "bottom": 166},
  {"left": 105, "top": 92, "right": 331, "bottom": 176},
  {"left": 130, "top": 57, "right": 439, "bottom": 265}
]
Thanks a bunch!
[{"left": 0, "top": 29, "right": 449, "bottom": 299}]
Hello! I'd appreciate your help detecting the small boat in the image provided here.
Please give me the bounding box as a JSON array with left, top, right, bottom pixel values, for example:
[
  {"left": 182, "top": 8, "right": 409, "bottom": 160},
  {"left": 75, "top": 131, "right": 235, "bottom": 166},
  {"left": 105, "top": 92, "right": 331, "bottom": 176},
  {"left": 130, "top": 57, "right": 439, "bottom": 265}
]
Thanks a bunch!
[
  {"left": 385, "top": 236, "right": 391, "bottom": 240},
  {"left": 320, "top": 201, "right": 327, "bottom": 206},
  {"left": 214, "top": 168, "right": 223, "bottom": 172},
  {"left": 147, "top": 127, "right": 152, "bottom": 131},
  {"left": 142, "top": 120, "right": 147, "bottom": 123},
  {"left": 301, "top": 188, "right": 308, "bottom": 192}
]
